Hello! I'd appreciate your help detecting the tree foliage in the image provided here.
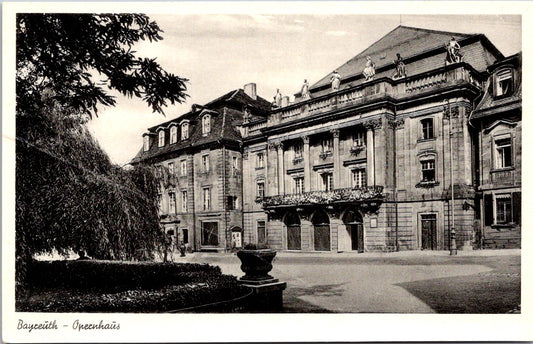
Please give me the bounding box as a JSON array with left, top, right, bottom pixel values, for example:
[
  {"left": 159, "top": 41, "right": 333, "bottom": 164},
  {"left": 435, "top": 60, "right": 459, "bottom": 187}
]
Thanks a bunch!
[{"left": 15, "top": 14, "right": 189, "bottom": 283}]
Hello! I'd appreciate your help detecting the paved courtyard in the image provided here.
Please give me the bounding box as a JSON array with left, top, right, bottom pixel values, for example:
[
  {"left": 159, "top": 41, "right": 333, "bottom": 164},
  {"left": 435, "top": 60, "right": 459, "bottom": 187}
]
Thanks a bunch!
[{"left": 173, "top": 249, "right": 521, "bottom": 313}]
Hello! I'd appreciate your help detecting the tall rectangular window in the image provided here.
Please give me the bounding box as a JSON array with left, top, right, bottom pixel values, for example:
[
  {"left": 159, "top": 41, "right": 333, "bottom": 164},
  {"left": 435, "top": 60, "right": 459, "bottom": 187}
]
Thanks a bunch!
[
  {"left": 202, "top": 154, "right": 210, "bottom": 172},
  {"left": 322, "top": 138, "right": 333, "bottom": 152},
  {"left": 181, "top": 190, "right": 187, "bottom": 212},
  {"left": 322, "top": 173, "right": 333, "bottom": 191},
  {"left": 294, "top": 143, "right": 303, "bottom": 159},
  {"left": 181, "top": 122, "right": 189, "bottom": 140},
  {"left": 294, "top": 177, "right": 304, "bottom": 194},
  {"left": 495, "top": 69, "right": 513, "bottom": 97},
  {"left": 352, "top": 168, "right": 367, "bottom": 188},
  {"left": 421, "top": 160, "right": 436, "bottom": 182},
  {"left": 143, "top": 136, "right": 150, "bottom": 151},
  {"left": 180, "top": 159, "right": 187, "bottom": 176},
  {"left": 232, "top": 156, "right": 238, "bottom": 175},
  {"left": 182, "top": 228, "right": 189, "bottom": 244},
  {"left": 256, "top": 153, "right": 264, "bottom": 168},
  {"left": 158, "top": 130, "right": 165, "bottom": 147},
  {"left": 421, "top": 118, "right": 434, "bottom": 140},
  {"left": 203, "top": 187, "right": 211, "bottom": 210},
  {"left": 168, "top": 192, "right": 176, "bottom": 214},
  {"left": 170, "top": 126, "right": 177, "bottom": 144},
  {"left": 495, "top": 137, "right": 512, "bottom": 169},
  {"left": 202, "top": 115, "right": 211, "bottom": 135},
  {"left": 202, "top": 222, "right": 218, "bottom": 246},
  {"left": 353, "top": 130, "right": 365, "bottom": 146},
  {"left": 227, "top": 195, "right": 238, "bottom": 210},
  {"left": 495, "top": 194, "right": 512, "bottom": 224},
  {"left": 257, "top": 181, "right": 265, "bottom": 198},
  {"left": 257, "top": 220, "right": 266, "bottom": 245},
  {"left": 168, "top": 162, "right": 174, "bottom": 175}
]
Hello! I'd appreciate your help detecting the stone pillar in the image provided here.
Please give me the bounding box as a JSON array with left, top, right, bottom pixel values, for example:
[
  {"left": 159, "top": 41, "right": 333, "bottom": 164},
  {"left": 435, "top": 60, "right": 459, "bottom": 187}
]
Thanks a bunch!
[
  {"left": 303, "top": 136, "right": 311, "bottom": 192},
  {"left": 277, "top": 142, "right": 285, "bottom": 195},
  {"left": 332, "top": 129, "right": 340, "bottom": 188},
  {"left": 365, "top": 124, "right": 375, "bottom": 186},
  {"left": 267, "top": 142, "right": 278, "bottom": 197}
]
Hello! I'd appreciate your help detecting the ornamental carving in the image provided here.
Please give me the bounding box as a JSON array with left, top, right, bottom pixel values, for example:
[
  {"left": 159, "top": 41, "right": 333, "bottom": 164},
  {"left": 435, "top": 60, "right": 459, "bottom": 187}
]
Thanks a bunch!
[
  {"left": 243, "top": 148, "right": 249, "bottom": 160},
  {"left": 363, "top": 118, "right": 383, "bottom": 130},
  {"left": 388, "top": 118, "right": 405, "bottom": 130},
  {"left": 330, "top": 129, "right": 340, "bottom": 138},
  {"left": 302, "top": 135, "right": 310, "bottom": 144}
]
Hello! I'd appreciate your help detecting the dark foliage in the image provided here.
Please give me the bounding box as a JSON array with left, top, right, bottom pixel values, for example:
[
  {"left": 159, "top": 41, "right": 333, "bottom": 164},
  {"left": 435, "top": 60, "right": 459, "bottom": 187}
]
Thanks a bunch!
[{"left": 17, "top": 260, "right": 248, "bottom": 313}]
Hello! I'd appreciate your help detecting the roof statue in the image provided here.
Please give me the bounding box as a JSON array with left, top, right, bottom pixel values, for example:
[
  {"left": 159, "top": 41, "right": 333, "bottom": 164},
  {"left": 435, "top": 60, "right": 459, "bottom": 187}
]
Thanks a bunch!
[
  {"left": 392, "top": 53, "right": 407, "bottom": 79},
  {"left": 445, "top": 36, "right": 463, "bottom": 65},
  {"left": 273, "top": 89, "right": 282, "bottom": 108},
  {"left": 363, "top": 56, "right": 376, "bottom": 81},
  {"left": 330, "top": 71, "right": 341, "bottom": 91},
  {"left": 301, "top": 79, "right": 310, "bottom": 99}
]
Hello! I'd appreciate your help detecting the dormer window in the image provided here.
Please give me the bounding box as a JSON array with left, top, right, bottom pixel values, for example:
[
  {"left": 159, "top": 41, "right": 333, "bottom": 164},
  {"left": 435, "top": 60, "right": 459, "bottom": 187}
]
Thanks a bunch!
[
  {"left": 202, "top": 115, "right": 211, "bottom": 136},
  {"left": 143, "top": 135, "right": 150, "bottom": 151},
  {"left": 158, "top": 130, "right": 165, "bottom": 147},
  {"left": 495, "top": 69, "right": 513, "bottom": 98},
  {"left": 170, "top": 126, "right": 177, "bottom": 144},
  {"left": 181, "top": 122, "right": 189, "bottom": 140}
]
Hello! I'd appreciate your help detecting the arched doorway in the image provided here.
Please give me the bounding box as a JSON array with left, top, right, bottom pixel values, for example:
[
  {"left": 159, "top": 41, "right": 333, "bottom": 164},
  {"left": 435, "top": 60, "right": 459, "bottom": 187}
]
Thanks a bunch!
[
  {"left": 312, "top": 210, "right": 330, "bottom": 251},
  {"left": 343, "top": 209, "right": 364, "bottom": 252},
  {"left": 284, "top": 211, "right": 301, "bottom": 250}
]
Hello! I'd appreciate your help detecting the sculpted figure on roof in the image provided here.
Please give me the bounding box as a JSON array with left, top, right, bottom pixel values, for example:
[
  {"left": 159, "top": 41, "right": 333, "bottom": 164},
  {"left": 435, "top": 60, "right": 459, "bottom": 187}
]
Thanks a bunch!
[
  {"left": 445, "top": 37, "right": 463, "bottom": 64},
  {"left": 363, "top": 56, "right": 376, "bottom": 81},
  {"left": 330, "top": 71, "right": 341, "bottom": 91},
  {"left": 301, "top": 79, "right": 310, "bottom": 99},
  {"left": 393, "top": 53, "right": 407, "bottom": 79},
  {"left": 273, "top": 89, "right": 282, "bottom": 108}
]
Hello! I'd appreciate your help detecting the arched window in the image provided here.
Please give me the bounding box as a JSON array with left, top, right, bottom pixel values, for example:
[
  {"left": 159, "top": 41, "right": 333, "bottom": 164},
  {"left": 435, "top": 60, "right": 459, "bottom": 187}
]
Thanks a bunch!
[
  {"left": 170, "top": 125, "right": 178, "bottom": 144},
  {"left": 181, "top": 121, "right": 189, "bottom": 140},
  {"left": 158, "top": 130, "right": 165, "bottom": 147},
  {"left": 312, "top": 210, "right": 330, "bottom": 251},
  {"left": 202, "top": 115, "right": 211, "bottom": 136},
  {"left": 284, "top": 211, "right": 301, "bottom": 250}
]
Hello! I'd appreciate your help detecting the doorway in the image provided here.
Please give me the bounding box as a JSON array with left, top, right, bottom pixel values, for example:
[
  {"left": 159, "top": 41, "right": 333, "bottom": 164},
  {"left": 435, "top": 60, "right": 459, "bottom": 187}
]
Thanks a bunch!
[
  {"left": 421, "top": 214, "right": 437, "bottom": 250},
  {"left": 284, "top": 211, "right": 301, "bottom": 250},
  {"left": 343, "top": 209, "right": 364, "bottom": 253},
  {"left": 312, "top": 210, "right": 330, "bottom": 251}
]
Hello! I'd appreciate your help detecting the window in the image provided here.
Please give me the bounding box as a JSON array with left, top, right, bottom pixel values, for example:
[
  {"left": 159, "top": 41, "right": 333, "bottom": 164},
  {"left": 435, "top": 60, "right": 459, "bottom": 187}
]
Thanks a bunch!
[
  {"left": 170, "top": 126, "right": 177, "bottom": 144},
  {"left": 232, "top": 156, "right": 239, "bottom": 175},
  {"left": 321, "top": 173, "right": 333, "bottom": 191},
  {"left": 257, "top": 221, "right": 266, "bottom": 245},
  {"left": 227, "top": 195, "right": 238, "bottom": 210},
  {"left": 256, "top": 153, "right": 264, "bottom": 168},
  {"left": 143, "top": 135, "right": 150, "bottom": 151},
  {"left": 202, "top": 154, "right": 210, "bottom": 172},
  {"left": 353, "top": 130, "right": 365, "bottom": 146},
  {"left": 158, "top": 130, "right": 165, "bottom": 147},
  {"left": 495, "top": 69, "right": 513, "bottom": 97},
  {"left": 494, "top": 137, "right": 512, "bottom": 169},
  {"left": 180, "top": 160, "right": 187, "bottom": 176},
  {"left": 322, "top": 138, "right": 333, "bottom": 152},
  {"left": 168, "top": 162, "right": 174, "bottom": 175},
  {"left": 202, "top": 115, "right": 211, "bottom": 135},
  {"left": 201, "top": 222, "right": 218, "bottom": 246},
  {"left": 352, "top": 168, "right": 367, "bottom": 188},
  {"left": 182, "top": 228, "right": 189, "bottom": 244},
  {"left": 203, "top": 187, "right": 211, "bottom": 210},
  {"left": 181, "top": 190, "right": 188, "bottom": 212},
  {"left": 421, "top": 160, "right": 436, "bottom": 182},
  {"left": 421, "top": 118, "right": 434, "bottom": 140},
  {"left": 168, "top": 192, "right": 176, "bottom": 214},
  {"left": 294, "top": 177, "right": 304, "bottom": 194},
  {"left": 257, "top": 181, "right": 265, "bottom": 198},
  {"left": 181, "top": 122, "right": 189, "bottom": 140},
  {"left": 294, "top": 143, "right": 303, "bottom": 159},
  {"left": 496, "top": 195, "right": 512, "bottom": 224}
]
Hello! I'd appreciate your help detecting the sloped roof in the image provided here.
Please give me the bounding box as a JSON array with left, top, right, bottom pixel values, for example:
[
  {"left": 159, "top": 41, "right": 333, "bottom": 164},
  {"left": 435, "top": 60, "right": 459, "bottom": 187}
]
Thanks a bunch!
[{"left": 311, "top": 25, "right": 476, "bottom": 91}]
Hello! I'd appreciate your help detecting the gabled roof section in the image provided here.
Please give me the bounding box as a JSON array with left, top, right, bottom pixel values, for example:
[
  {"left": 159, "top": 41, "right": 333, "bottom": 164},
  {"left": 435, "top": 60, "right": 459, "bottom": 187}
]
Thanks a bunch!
[{"left": 311, "top": 25, "right": 477, "bottom": 91}]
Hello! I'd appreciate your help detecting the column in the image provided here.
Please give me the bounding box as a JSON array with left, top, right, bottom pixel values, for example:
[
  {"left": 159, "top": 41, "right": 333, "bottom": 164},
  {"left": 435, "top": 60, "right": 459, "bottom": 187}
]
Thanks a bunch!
[
  {"left": 332, "top": 129, "right": 340, "bottom": 188},
  {"left": 365, "top": 125, "right": 375, "bottom": 186},
  {"left": 277, "top": 142, "right": 285, "bottom": 195},
  {"left": 267, "top": 142, "right": 277, "bottom": 197},
  {"left": 303, "top": 136, "right": 311, "bottom": 192}
]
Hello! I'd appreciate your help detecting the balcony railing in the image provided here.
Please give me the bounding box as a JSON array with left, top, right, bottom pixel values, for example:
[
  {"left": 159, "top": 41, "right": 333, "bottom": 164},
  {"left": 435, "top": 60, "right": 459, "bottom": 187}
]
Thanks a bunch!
[
  {"left": 258, "top": 186, "right": 384, "bottom": 207},
  {"left": 268, "top": 63, "right": 483, "bottom": 126}
]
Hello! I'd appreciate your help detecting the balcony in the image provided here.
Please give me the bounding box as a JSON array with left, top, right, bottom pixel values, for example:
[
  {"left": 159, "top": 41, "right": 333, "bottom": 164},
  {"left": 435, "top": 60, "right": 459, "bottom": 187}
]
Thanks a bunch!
[
  {"left": 258, "top": 186, "right": 384, "bottom": 208},
  {"left": 267, "top": 63, "right": 483, "bottom": 127}
]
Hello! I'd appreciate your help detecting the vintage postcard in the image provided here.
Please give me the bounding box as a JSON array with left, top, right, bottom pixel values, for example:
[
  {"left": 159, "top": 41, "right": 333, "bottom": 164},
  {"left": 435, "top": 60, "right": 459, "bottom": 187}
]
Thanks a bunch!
[{"left": 2, "top": 1, "right": 532, "bottom": 342}]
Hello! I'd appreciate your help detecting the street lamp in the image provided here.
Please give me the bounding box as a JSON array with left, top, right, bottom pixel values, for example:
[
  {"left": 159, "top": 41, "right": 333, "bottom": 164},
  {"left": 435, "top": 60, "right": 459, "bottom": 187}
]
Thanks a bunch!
[{"left": 448, "top": 101, "right": 458, "bottom": 256}]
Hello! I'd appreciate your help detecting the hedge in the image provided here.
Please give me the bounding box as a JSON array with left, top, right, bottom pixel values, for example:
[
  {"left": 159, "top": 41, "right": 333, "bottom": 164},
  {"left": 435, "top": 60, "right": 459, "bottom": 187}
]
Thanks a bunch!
[{"left": 23, "top": 260, "right": 222, "bottom": 292}]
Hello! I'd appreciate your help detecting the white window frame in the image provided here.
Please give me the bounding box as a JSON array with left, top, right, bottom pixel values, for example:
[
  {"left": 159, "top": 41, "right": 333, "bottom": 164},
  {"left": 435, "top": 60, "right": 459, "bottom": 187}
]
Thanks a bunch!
[
  {"left": 495, "top": 68, "right": 513, "bottom": 97},
  {"left": 421, "top": 159, "right": 436, "bottom": 182},
  {"left": 202, "top": 115, "right": 211, "bottom": 136},
  {"left": 180, "top": 159, "right": 187, "bottom": 176},
  {"left": 168, "top": 191, "right": 176, "bottom": 214},
  {"left": 181, "top": 122, "right": 189, "bottom": 140},
  {"left": 351, "top": 168, "right": 367, "bottom": 188},
  {"left": 203, "top": 187, "right": 211, "bottom": 210},
  {"left": 257, "top": 181, "right": 265, "bottom": 198},
  {"left": 353, "top": 130, "right": 365, "bottom": 147},
  {"left": 170, "top": 126, "right": 178, "bottom": 144},
  {"left": 202, "top": 154, "right": 210, "bottom": 172},
  {"left": 143, "top": 135, "right": 150, "bottom": 151},
  {"left": 158, "top": 130, "right": 165, "bottom": 147},
  {"left": 294, "top": 176, "right": 304, "bottom": 194},
  {"left": 256, "top": 152, "right": 264, "bottom": 168},
  {"left": 181, "top": 190, "right": 188, "bottom": 212},
  {"left": 321, "top": 173, "right": 333, "bottom": 191},
  {"left": 494, "top": 193, "right": 512, "bottom": 224},
  {"left": 494, "top": 136, "right": 513, "bottom": 169}
]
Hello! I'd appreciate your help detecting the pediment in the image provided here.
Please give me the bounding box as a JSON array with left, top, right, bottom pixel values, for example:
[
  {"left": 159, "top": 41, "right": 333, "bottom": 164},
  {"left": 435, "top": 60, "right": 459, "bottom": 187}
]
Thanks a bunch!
[{"left": 483, "top": 119, "right": 517, "bottom": 134}]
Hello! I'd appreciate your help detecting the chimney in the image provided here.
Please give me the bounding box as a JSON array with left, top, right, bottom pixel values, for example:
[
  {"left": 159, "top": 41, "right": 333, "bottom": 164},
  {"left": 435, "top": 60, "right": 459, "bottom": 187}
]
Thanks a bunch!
[
  {"left": 244, "top": 83, "right": 257, "bottom": 100},
  {"left": 281, "top": 96, "right": 290, "bottom": 107}
]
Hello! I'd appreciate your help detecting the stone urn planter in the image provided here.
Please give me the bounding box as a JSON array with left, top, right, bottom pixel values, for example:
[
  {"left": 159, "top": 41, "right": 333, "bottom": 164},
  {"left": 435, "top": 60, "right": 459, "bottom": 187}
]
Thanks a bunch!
[{"left": 237, "top": 244, "right": 277, "bottom": 282}]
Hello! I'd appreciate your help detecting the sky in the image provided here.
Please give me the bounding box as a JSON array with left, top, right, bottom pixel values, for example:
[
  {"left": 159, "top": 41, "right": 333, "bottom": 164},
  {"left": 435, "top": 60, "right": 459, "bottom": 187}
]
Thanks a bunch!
[{"left": 86, "top": 14, "right": 521, "bottom": 165}]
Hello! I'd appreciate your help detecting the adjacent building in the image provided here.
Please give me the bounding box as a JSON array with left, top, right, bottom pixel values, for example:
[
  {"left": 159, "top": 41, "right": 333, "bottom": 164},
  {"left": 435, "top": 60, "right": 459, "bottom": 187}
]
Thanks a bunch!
[{"left": 134, "top": 25, "right": 521, "bottom": 252}]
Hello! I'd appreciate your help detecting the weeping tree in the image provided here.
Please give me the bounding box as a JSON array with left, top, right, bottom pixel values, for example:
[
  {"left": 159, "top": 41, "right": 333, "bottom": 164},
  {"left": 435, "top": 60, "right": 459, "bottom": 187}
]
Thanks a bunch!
[{"left": 16, "top": 13, "right": 188, "bottom": 283}]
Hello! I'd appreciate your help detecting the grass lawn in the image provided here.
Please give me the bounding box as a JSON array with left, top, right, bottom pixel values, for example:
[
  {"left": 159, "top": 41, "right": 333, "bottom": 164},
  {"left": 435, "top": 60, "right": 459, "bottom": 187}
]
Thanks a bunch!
[{"left": 396, "top": 255, "right": 520, "bottom": 313}]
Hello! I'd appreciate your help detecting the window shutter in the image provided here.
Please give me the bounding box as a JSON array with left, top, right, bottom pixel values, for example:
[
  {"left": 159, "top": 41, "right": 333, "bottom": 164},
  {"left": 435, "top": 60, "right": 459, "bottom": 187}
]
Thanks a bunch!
[
  {"left": 484, "top": 193, "right": 493, "bottom": 226},
  {"left": 512, "top": 192, "right": 521, "bottom": 225}
]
